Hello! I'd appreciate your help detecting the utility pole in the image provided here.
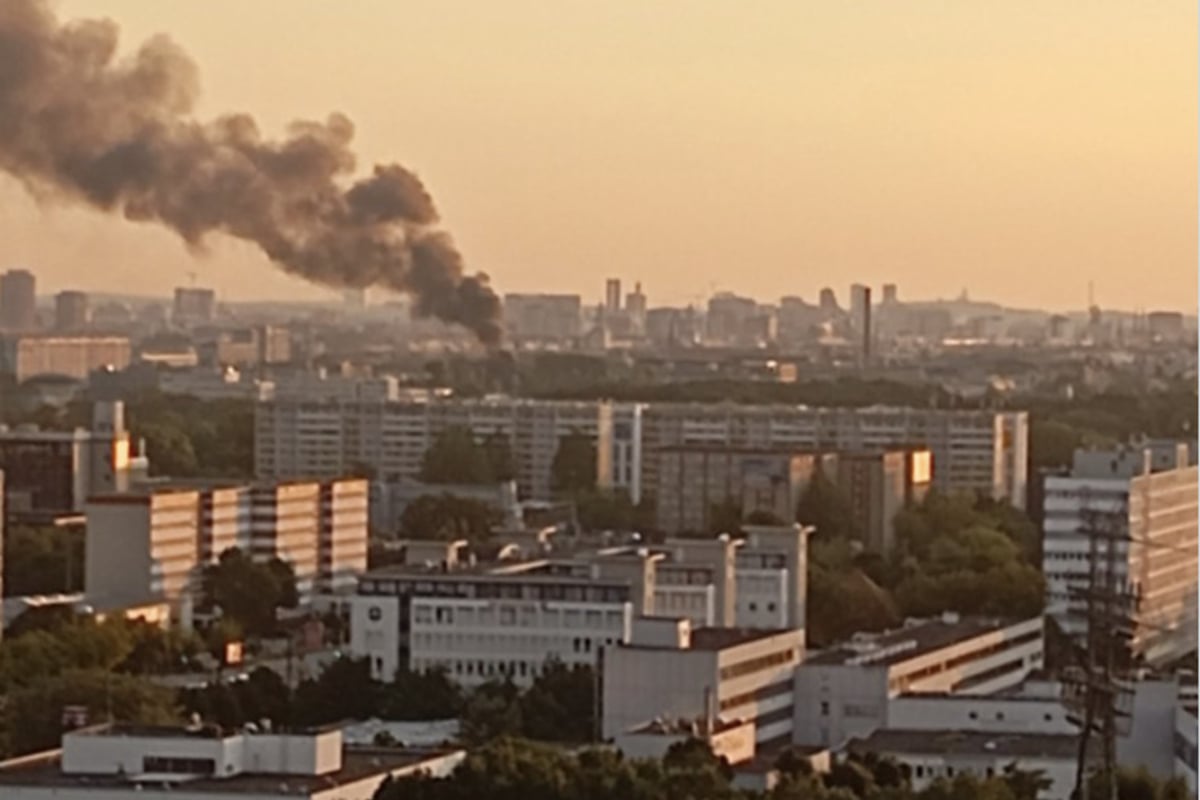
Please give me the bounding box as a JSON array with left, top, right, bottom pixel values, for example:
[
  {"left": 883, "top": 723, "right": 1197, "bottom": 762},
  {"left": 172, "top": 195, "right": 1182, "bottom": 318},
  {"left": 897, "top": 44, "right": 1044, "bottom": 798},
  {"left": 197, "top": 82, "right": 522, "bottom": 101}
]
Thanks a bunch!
[{"left": 1064, "top": 490, "right": 1134, "bottom": 800}]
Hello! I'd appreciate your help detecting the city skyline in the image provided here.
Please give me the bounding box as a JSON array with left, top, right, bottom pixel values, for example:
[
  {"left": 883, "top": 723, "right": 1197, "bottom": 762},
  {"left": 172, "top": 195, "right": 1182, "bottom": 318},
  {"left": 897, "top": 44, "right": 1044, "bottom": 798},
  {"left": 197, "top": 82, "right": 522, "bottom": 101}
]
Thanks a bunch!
[{"left": 0, "top": 0, "right": 1194, "bottom": 313}]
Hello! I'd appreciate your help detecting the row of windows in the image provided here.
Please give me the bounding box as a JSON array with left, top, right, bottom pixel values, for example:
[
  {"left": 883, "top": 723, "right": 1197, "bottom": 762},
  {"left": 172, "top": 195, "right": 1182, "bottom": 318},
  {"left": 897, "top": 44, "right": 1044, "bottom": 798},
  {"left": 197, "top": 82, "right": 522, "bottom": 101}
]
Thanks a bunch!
[
  {"left": 719, "top": 679, "right": 794, "bottom": 712},
  {"left": 143, "top": 756, "right": 216, "bottom": 775},
  {"left": 889, "top": 630, "right": 1041, "bottom": 692},
  {"left": 719, "top": 647, "right": 798, "bottom": 681},
  {"left": 413, "top": 604, "right": 624, "bottom": 629}
]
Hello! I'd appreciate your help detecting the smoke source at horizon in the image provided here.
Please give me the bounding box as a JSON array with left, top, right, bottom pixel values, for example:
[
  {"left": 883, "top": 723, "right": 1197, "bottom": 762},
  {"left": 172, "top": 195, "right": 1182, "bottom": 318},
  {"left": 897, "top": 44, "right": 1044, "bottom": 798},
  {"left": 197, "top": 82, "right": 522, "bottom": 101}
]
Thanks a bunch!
[{"left": 0, "top": 0, "right": 503, "bottom": 344}]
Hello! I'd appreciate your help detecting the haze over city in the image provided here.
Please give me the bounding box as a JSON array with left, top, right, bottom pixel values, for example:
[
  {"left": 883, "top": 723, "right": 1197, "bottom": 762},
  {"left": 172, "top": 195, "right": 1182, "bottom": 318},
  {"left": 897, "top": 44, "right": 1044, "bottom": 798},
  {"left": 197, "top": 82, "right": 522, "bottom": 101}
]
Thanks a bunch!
[{"left": 1, "top": 0, "right": 1195, "bottom": 312}]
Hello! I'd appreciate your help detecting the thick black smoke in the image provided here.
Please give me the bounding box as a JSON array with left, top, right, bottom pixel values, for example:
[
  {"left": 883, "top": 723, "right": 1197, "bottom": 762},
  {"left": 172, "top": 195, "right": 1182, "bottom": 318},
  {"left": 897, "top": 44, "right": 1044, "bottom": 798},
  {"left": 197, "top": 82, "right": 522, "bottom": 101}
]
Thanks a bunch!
[{"left": 0, "top": 0, "right": 503, "bottom": 344}]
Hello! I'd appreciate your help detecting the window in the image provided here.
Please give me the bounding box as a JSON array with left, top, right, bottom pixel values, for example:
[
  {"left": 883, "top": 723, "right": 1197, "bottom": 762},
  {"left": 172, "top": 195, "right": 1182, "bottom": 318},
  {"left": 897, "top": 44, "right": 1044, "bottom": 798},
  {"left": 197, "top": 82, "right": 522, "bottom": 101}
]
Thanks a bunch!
[
  {"left": 1044, "top": 713, "right": 1053, "bottom": 722},
  {"left": 968, "top": 711, "right": 978, "bottom": 720},
  {"left": 820, "top": 701, "right": 830, "bottom": 716},
  {"left": 748, "top": 602, "right": 758, "bottom": 612},
  {"left": 143, "top": 757, "right": 216, "bottom": 776}
]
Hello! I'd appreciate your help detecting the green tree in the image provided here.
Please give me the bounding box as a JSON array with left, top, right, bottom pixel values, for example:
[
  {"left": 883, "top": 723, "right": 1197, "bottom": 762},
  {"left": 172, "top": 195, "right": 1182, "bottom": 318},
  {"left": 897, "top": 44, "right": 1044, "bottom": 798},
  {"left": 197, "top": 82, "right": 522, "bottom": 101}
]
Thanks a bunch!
[
  {"left": 460, "top": 680, "right": 523, "bottom": 744},
  {"left": 575, "top": 489, "right": 635, "bottom": 532},
  {"left": 381, "top": 668, "right": 464, "bottom": 721},
  {"left": 518, "top": 662, "right": 595, "bottom": 743},
  {"left": 400, "top": 494, "right": 501, "bottom": 541},
  {"left": 420, "top": 427, "right": 494, "bottom": 484},
  {"left": 203, "top": 548, "right": 297, "bottom": 636},
  {"left": 550, "top": 431, "right": 597, "bottom": 495},
  {"left": 707, "top": 497, "right": 744, "bottom": 536},
  {"left": 291, "top": 656, "right": 380, "bottom": 725},
  {"left": 2, "top": 668, "right": 177, "bottom": 757},
  {"left": 140, "top": 421, "right": 200, "bottom": 476},
  {"left": 796, "top": 470, "right": 857, "bottom": 541},
  {"left": 482, "top": 432, "right": 516, "bottom": 482},
  {"left": 3, "top": 524, "right": 85, "bottom": 595}
]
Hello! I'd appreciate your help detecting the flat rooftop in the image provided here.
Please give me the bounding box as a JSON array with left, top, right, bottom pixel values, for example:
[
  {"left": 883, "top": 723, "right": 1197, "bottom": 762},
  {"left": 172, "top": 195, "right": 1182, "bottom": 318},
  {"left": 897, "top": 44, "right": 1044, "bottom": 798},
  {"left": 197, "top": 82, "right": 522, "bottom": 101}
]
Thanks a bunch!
[
  {"left": 0, "top": 747, "right": 459, "bottom": 795},
  {"left": 849, "top": 729, "right": 1085, "bottom": 760},
  {"left": 806, "top": 616, "right": 1036, "bottom": 667}
]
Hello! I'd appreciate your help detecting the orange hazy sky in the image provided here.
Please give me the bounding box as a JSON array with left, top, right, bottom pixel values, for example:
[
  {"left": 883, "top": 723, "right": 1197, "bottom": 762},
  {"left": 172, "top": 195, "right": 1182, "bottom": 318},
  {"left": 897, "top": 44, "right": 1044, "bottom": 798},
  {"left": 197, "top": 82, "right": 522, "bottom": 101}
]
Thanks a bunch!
[{"left": 2, "top": 1, "right": 1195, "bottom": 311}]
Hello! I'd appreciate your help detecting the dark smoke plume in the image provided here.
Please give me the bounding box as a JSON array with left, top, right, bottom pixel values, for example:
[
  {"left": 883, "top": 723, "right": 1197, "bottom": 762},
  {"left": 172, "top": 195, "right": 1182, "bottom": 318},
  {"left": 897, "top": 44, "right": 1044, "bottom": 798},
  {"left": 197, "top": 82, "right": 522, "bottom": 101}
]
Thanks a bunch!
[{"left": 0, "top": 0, "right": 503, "bottom": 344}]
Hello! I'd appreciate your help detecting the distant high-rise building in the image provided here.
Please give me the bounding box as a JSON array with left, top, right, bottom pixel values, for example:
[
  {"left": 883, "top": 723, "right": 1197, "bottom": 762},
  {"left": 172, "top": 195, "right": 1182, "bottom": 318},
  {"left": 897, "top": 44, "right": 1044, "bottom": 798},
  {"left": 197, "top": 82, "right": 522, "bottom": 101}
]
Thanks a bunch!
[
  {"left": 54, "top": 290, "right": 90, "bottom": 332},
  {"left": 605, "top": 278, "right": 622, "bottom": 313},
  {"left": 173, "top": 287, "right": 216, "bottom": 326},
  {"left": 850, "top": 284, "right": 872, "bottom": 362},
  {"left": 625, "top": 282, "right": 647, "bottom": 317},
  {"left": 818, "top": 287, "right": 839, "bottom": 313},
  {"left": 503, "top": 293, "right": 582, "bottom": 341},
  {"left": 0, "top": 269, "right": 36, "bottom": 331},
  {"left": 882, "top": 283, "right": 898, "bottom": 305}
]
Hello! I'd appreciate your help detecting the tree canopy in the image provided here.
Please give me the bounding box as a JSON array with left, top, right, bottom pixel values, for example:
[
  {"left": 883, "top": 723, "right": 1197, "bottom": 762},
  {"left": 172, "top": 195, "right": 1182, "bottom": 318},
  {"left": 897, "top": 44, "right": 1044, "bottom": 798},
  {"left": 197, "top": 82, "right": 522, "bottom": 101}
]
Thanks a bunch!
[
  {"left": 202, "top": 548, "right": 299, "bottom": 637},
  {"left": 420, "top": 427, "right": 512, "bottom": 485},
  {"left": 551, "top": 431, "right": 598, "bottom": 496}
]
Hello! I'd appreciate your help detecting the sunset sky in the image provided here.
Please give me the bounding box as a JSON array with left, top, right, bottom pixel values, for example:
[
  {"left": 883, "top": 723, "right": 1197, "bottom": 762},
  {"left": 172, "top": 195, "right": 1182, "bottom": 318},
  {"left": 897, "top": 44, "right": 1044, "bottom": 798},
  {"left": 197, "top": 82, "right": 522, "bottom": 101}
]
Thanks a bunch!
[{"left": 3, "top": 1, "right": 1195, "bottom": 311}]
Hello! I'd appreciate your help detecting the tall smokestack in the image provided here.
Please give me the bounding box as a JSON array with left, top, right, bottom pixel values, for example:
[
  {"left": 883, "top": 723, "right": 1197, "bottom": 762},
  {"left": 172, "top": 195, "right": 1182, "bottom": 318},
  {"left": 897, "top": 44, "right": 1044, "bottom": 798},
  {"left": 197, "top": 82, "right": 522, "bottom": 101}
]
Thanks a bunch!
[{"left": 0, "top": 0, "right": 503, "bottom": 345}]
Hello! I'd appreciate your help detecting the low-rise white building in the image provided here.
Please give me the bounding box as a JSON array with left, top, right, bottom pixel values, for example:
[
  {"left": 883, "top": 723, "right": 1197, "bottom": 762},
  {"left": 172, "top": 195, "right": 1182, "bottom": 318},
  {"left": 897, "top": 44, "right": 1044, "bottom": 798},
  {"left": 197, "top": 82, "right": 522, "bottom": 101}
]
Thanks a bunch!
[
  {"left": 0, "top": 723, "right": 464, "bottom": 800},
  {"left": 793, "top": 614, "right": 1044, "bottom": 749},
  {"left": 603, "top": 622, "right": 804, "bottom": 750},
  {"left": 848, "top": 728, "right": 1082, "bottom": 800}
]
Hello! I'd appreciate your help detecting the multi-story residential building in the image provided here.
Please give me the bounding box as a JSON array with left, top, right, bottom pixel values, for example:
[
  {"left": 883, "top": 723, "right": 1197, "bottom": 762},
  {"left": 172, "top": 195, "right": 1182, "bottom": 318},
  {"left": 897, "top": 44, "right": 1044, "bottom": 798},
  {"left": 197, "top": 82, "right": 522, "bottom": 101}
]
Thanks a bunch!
[
  {"left": 53, "top": 290, "right": 90, "bottom": 332},
  {"left": 654, "top": 447, "right": 825, "bottom": 534},
  {"left": 0, "top": 334, "right": 131, "bottom": 382},
  {"left": 0, "top": 723, "right": 465, "bottom": 800},
  {"left": 1041, "top": 443, "right": 1198, "bottom": 667},
  {"left": 257, "top": 389, "right": 1011, "bottom": 513},
  {"left": 0, "top": 269, "right": 36, "bottom": 331},
  {"left": 255, "top": 388, "right": 628, "bottom": 502},
  {"left": 603, "top": 621, "right": 805, "bottom": 750},
  {"left": 640, "top": 404, "right": 1027, "bottom": 510},
  {"left": 502, "top": 293, "right": 582, "bottom": 341},
  {"left": 173, "top": 286, "right": 216, "bottom": 326},
  {"left": 0, "top": 400, "right": 133, "bottom": 515},
  {"left": 654, "top": 445, "right": 931, "bottom": 550},
  {"left": 84, "top": 477, "right": 368, "bottom": 620},
  {"left": 85, "top": 487, "right": 203, "bottom": 613},
  {"left": 792, "top": 614, "right": 1045, "bottom": 749}
]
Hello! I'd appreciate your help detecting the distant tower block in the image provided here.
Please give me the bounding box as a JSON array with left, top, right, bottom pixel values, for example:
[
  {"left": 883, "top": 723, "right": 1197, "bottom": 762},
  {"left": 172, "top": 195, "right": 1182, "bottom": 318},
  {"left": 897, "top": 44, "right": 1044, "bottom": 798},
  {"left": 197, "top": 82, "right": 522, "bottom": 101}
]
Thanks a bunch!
[
  {"left": 882, "top": 283, "right": 898, "bottom": 305},
  {"left": 605, "top": 278, "right": 622, "bottom": 313}
]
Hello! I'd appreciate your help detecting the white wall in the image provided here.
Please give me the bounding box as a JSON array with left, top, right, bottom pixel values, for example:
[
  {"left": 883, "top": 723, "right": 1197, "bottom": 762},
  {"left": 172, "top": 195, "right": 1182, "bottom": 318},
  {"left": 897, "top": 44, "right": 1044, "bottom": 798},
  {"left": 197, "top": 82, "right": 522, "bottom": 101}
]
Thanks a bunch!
[
  {"left": 602, "top": 647, "right": 717, "bottom": 741},
  {"left": 793, "top": 665, "right": 890, "bottom": 749},
  {"left": 887, "top": 695, "right": 1076, "bottom": 734},
  {"left": 349, "top": 595, "right": 401, "bottom": 682}
]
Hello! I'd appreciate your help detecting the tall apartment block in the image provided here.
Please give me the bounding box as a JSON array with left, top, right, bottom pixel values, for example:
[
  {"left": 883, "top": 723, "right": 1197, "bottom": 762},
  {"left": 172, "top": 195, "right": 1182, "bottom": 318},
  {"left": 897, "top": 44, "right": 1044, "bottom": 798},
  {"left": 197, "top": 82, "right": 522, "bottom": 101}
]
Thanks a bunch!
[
  {"left": 1042, "top": 443, "right": 1198, "bottom": 667},
  {"left": 53, "top": 291, "right": 90, "bottom": 332},
  {"left": 255, "top": 382, "right": 1025, "bottom": 510},
  {"left": 84, "top": 477, "right": 369, "bottom": 622},
  {"left": 255, "top": 383, "right": 619, "bottom": 502},
  {"left": 640, "top": 404, "right": 1025, "bottom": 510},
  {"left": 502, "top": 293, "right": 582, "bottom": 341},
  {"left": 0, "top": 269, "right": 36, "bottom": 331},
  {"left": 172, "top": 287, "right": 216, "bottom": 326},
  {"left": 0, "top": 334, "right": 131, "bottom": 382}
]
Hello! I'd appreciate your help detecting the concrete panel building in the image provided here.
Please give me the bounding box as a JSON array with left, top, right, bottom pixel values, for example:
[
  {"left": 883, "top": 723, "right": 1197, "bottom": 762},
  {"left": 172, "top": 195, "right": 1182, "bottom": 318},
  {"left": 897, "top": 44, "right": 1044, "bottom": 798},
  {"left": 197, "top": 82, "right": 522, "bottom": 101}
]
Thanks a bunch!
[
  {"left": 1042, "top": 443, "right": 1198, "bottom": 667},
  {"left": 0, "top": 335, "right": 131, "bottom": 382}
]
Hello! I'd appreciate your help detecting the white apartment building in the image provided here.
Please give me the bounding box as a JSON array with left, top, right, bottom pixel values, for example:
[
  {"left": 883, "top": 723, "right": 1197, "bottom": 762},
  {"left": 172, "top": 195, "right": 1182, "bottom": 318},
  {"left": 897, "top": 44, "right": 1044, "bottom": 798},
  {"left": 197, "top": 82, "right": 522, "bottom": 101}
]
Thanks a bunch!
[
  {"left": 85, "top": 478, "right": 369, "bottom": 619},
  {"left": 603, "top": 622, "right": 805, "bottom": 750},
  {"left": 0, "top": 723, "right": 464, "bottom": 800},
  {"left": 1041, "top": 444, "right": 1198, "bottom": 666},
  {"left": 792, "top": 614, "right": 1045, "bottom": 749},
  {"left": 86, "top": 488, "right": 202, "bottom": 611}
]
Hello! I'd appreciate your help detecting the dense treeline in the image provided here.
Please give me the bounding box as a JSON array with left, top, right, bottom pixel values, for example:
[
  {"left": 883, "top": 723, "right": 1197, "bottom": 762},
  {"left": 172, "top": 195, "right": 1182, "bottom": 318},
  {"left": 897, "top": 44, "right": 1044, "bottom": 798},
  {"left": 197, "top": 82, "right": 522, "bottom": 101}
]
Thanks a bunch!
[{"left": 372, "top": 736, "right": 1194, "bottom": 800}]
